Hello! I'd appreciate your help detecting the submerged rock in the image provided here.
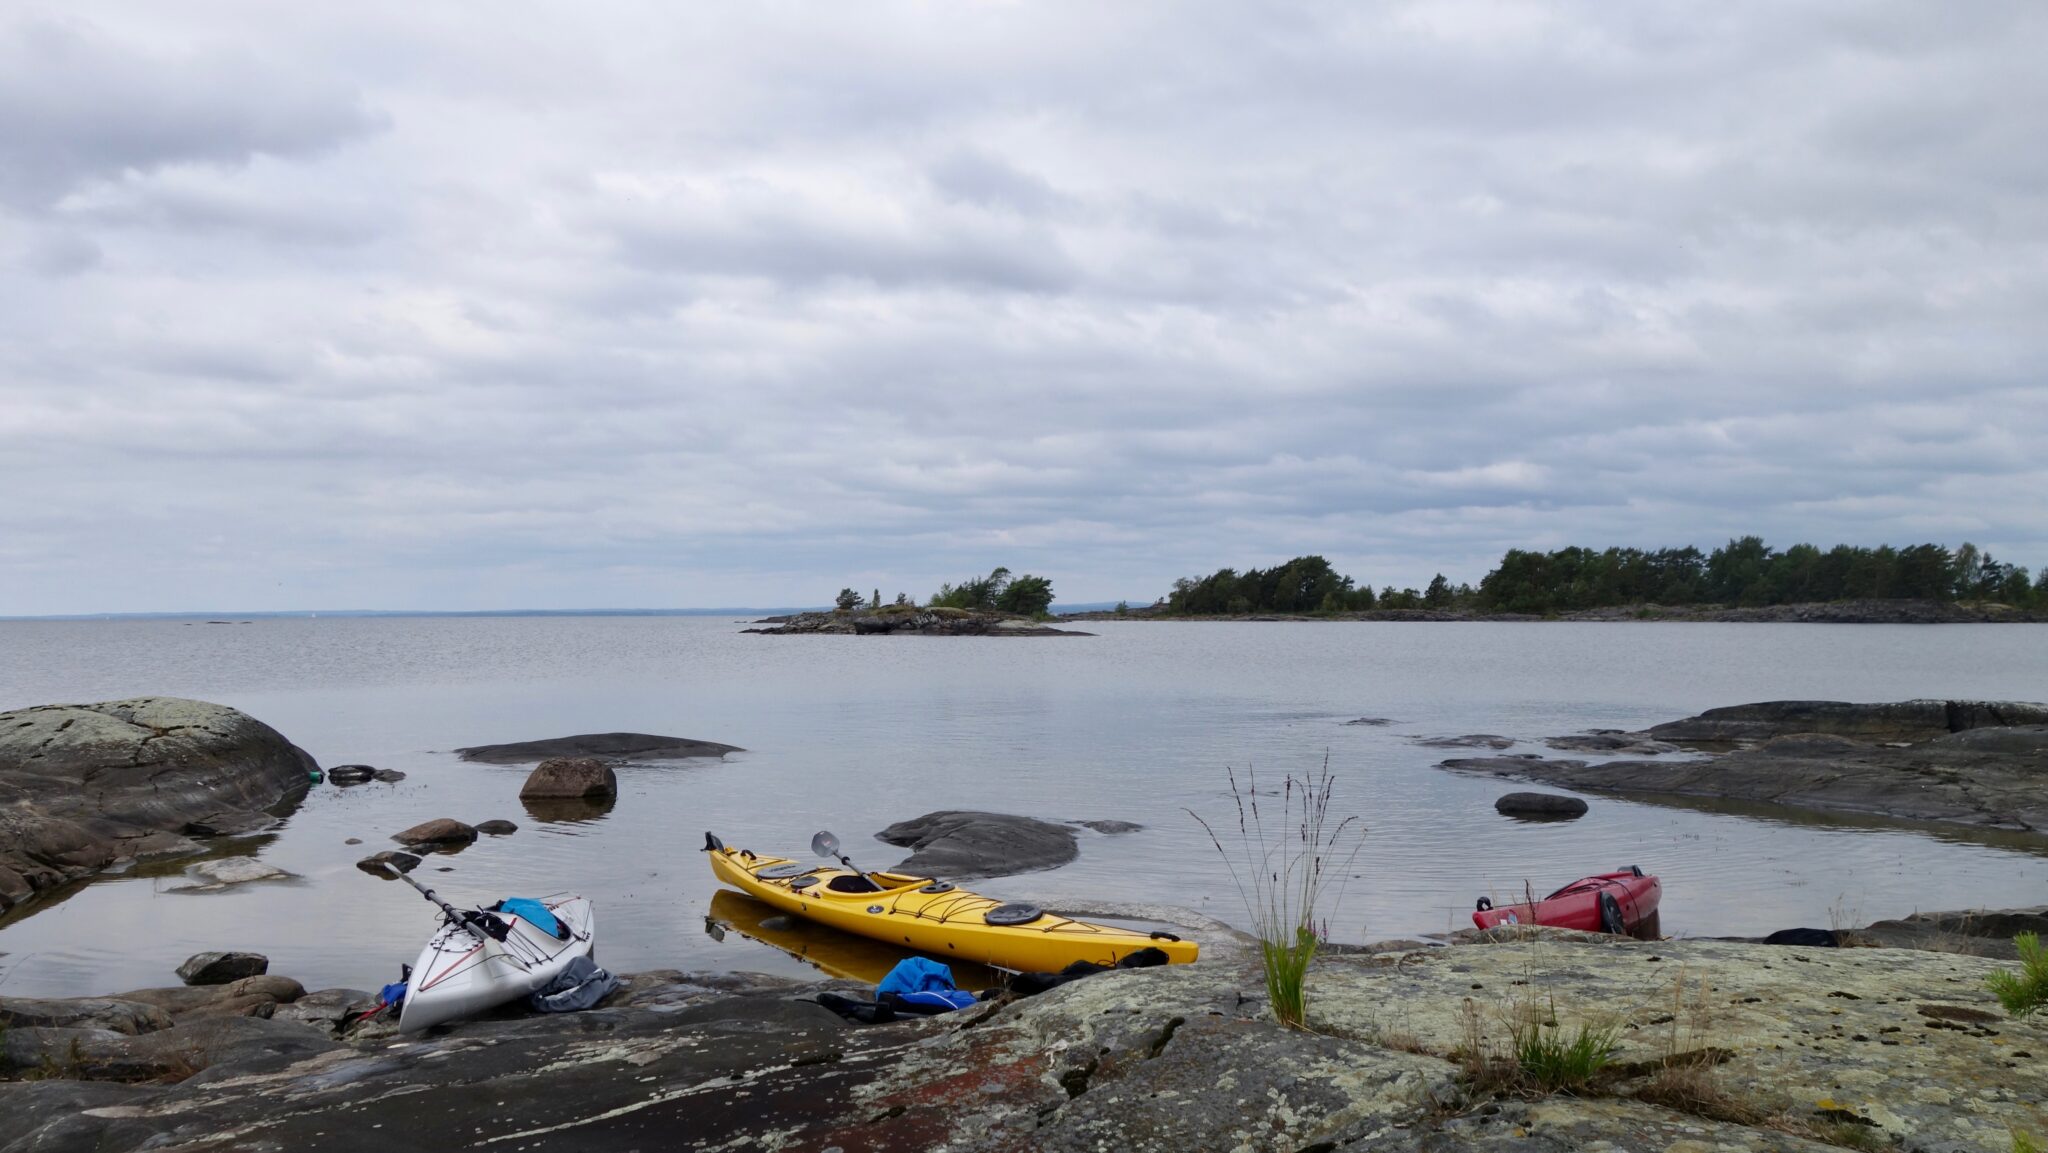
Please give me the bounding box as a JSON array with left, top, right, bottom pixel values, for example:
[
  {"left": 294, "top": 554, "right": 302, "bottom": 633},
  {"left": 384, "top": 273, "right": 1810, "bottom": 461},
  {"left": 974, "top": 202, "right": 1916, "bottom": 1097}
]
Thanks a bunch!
[
  {"left": 165, "top": 856, "right": 297, "bottom": 892},
  {"left": 475, "top": 819, "right": 519, "bottom": 835},
  {"left": 876, "top": 810, "right": 1081, "bottom": 878},
  {"left": 518, "top": 757, "right": 616, "bottom": 800},
  {"left": 326, "top": 765, "right": 377, "bottom": 785},
  {"left": 456, "top": 733, "right": 742, "bottom": 764}
]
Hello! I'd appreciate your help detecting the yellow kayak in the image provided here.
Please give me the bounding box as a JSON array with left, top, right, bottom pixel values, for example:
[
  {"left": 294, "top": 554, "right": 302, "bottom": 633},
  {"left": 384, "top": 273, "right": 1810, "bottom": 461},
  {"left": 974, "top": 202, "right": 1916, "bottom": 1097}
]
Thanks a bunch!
[{"left": 703, "top": 832, "right": 1199, "bottom": 972}]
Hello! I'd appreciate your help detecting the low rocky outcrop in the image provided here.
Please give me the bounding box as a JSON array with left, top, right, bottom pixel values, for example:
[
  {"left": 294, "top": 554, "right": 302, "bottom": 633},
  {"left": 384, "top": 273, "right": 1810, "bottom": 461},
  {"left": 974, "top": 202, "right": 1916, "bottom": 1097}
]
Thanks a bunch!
[
  {"left": 326, "top": 765, "right": 377, "bottom": 785},
  {"left": 517, "top": 756, "right": 616, "bottom": 800},
  {"left": 455, "top": 733, "right": 741, "bottom": 764},
  {"left": 1493, "top": 791, "right": 1588, "bottom": 819},
  {"left": 877, "top": 811, "right": 1082, "bottom": 878},
  {"left": 1846, "top": 905, "right": 2048, "bottom": 959},
  {"left": 1648, "top": 698, "right": 2048, "bottom": 747},
  {"left": 0, "top": 698, "right": 317, "bottom": 913},
  {"left": 1414, "top": 734, "right": 1516, "bottom": 750},
  {"left": 2, "top": 933, "right": 2041, "bottom": 1151},
  {"left": 176, "top": 952, "right": 268, "bottom": 986},
  {"left": 745, "top": 607, "right": 1092, "bottom": 637},
  {"left": 1441, "top": 699, "right": 2048, "bottom": 833},
  {"left": 1544, "top": 730, "right": 1679, "bottom": 755}
]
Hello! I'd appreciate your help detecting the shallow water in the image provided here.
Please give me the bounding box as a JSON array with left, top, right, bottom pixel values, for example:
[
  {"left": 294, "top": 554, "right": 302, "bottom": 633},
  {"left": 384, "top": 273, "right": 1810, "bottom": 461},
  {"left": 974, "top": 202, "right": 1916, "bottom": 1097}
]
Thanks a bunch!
[{"left": 2, "top": 616, "right": 2045, "bottom": 997}]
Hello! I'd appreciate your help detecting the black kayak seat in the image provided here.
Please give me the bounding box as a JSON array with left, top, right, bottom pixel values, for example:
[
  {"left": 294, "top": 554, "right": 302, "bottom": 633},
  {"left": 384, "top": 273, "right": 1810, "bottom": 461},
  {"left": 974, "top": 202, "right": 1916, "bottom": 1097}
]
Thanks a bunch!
[{"left": 826, "top": 874, "right": 884, "bottom": 894}]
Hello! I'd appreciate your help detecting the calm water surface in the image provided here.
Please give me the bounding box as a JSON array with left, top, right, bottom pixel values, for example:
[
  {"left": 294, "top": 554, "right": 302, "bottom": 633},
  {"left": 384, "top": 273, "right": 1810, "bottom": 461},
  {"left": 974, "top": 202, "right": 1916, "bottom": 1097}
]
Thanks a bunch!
[{"left": 2, "top": 617, "right": 2045, "bottom": 997}]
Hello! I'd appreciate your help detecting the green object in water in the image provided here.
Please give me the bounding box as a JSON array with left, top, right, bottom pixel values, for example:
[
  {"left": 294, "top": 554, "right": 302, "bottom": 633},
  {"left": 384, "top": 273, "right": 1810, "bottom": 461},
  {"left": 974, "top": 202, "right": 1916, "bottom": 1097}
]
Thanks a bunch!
[{"left": 309, "top": 768, "right": 324, "bottom": 783}]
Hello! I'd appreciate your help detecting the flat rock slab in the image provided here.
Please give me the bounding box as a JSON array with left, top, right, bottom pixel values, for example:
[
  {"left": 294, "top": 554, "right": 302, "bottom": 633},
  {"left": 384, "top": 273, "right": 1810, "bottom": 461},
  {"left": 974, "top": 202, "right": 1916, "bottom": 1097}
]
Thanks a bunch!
[
  {"left": 455, "top": 732, "right": 742, "bottom": 764},
  {"left": 877, "top": 810, "right": 1081, "bottom": 879},
  {"left": 0, "top": 996, "right": 172, "bottom": 1035}
]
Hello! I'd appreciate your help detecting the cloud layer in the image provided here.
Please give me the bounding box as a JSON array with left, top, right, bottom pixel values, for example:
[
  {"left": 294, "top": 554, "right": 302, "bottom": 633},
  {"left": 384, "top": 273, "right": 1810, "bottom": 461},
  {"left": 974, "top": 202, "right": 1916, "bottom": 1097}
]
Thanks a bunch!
[{"left": 4, "top": 2, "right": 2045, "bottom": 613}]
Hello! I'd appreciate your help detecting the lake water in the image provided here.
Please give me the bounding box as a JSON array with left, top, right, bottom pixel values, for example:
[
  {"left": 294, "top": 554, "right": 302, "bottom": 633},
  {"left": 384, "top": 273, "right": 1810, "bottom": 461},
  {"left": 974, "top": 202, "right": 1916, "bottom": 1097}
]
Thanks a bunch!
[{"left": 3, "top": 616, "right": 2046, "bottom": 998}]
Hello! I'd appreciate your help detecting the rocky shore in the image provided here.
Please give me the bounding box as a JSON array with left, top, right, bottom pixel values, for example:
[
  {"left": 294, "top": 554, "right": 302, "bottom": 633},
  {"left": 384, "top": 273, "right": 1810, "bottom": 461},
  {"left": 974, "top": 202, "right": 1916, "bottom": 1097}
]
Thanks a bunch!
[
  {"left": 5, "top": 919, "right": 2044, "bottom": 1151},
  {"left": 1440, "top": 698, "right": 2048, "bottom": 834}
]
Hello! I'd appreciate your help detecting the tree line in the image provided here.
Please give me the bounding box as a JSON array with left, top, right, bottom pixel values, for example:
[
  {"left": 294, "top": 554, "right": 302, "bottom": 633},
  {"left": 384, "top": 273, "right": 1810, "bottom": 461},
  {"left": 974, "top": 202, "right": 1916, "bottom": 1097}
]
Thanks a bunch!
[
  {"left": 1164, "top": 539, "right": 2046, "bottom": 616},
  {"left": 835, "top": 565, "right": 1055, "bottom": 617}
]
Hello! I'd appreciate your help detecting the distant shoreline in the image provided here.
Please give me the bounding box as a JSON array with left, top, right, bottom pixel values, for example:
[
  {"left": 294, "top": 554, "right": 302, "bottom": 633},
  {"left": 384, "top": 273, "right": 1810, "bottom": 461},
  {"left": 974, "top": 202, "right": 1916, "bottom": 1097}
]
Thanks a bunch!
[{"left": 1058, "top": 598, "right": 2047, "bottom": 624}]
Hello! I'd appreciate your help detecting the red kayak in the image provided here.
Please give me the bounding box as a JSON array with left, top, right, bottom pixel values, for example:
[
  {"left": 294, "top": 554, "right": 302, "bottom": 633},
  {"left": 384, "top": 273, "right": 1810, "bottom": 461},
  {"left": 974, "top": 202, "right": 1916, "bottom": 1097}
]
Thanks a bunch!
[{"left": 1473, "top": 867, "right": 1661, "bottom": 936}]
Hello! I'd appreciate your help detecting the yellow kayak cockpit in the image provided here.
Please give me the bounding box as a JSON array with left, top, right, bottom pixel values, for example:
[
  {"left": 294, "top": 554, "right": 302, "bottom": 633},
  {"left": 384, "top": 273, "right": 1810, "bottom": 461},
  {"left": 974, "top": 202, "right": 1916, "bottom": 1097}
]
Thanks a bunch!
[{"left": 702, "top": 832, "right": 1199, "bottom": 972}]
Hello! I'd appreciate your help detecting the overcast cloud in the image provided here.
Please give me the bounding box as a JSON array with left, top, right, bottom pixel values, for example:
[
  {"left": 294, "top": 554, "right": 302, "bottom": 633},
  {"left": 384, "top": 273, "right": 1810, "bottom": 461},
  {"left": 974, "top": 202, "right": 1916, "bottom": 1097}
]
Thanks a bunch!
[{"left": 3, "top": 1, "right": 2045, "bottom": 614}]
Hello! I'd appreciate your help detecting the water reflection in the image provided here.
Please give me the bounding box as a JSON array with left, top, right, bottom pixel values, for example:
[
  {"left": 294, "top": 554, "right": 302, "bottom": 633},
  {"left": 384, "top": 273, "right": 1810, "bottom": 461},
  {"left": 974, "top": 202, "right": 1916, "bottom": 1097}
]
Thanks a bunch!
[
  {"left": 705, "top": 890, "right": 1002, "bottom": 991},
  {"left": 521, "top": 795, "right": 618, "bottom": 825}
]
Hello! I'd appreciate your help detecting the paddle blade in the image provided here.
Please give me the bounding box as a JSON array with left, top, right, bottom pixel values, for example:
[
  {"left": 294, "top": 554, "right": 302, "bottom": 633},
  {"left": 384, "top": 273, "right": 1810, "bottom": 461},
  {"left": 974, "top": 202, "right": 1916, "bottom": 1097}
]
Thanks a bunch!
[{"left": 811, "top": 830, "right": 840, "bottom": 859}]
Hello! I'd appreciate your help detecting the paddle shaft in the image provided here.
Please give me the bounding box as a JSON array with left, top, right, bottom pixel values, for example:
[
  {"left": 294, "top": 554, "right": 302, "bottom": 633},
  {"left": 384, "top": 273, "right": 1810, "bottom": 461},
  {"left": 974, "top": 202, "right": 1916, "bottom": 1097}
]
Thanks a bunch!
[{"left": 383, "top": 862, "right": 491, "bottom": 944}]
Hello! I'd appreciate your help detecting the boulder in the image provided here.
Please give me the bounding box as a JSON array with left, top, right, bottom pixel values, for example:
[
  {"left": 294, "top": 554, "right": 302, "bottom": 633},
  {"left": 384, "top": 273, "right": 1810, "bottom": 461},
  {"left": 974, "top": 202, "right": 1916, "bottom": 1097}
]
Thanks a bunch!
[
  {"left": 391, "top": 818, "right": 476, "bottom": 846},
  {"left": 518, "top": 757, "right": 617, "bottom": 800},
  {"left": 458, "top": 733, "right": 742, "bottom": 764},
  {"left": 373, "top": 768, "right": 407, "bottom": 782},
  {"left": 326, "top": 765, "right": 377, "bottom": 785},
  {"left": 1492, "top": 792, "right": 1589, "bottom": 819},
  {"left": 475, "top": 819, "right": 518, "bottom": 835},
  {"left": 176, "top": 952, "right": 269, "bottom": 986},
  {"left": 356, "top": 850, "right": 421, "bottom": 875},
  {"left": 876, "top": 811, "right": 1079, "bottom": 879},
  {"left": 270, "top": 987, "right": 376, "bottom": 1035},
  {"left": 0, "top": 697, "right": 316, "bottom": 913}
]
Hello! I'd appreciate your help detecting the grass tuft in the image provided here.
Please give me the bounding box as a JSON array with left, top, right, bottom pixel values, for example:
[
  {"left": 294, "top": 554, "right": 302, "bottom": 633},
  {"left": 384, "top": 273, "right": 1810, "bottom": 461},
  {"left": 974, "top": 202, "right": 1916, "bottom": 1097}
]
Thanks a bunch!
[
  {"left": 1986, "top": 933, "right": 2048, "bottom": 1018},
  {"left": 1187, "top": 755, "right": 1364, "bottom": 1029}
]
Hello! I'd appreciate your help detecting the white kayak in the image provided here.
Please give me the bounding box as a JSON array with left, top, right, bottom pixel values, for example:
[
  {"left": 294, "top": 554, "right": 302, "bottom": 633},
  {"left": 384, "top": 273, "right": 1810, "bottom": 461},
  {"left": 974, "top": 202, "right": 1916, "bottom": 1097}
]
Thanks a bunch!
[{"left": 399, "top": 894, "right": 595, "bottom": 1032}]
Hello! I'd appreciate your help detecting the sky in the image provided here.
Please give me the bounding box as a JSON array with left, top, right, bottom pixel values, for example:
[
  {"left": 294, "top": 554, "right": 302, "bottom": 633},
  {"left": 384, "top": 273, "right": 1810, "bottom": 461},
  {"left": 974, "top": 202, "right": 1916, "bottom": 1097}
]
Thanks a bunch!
[{"left": 3, "top": 2, "right": 2045, "bottom": 614}]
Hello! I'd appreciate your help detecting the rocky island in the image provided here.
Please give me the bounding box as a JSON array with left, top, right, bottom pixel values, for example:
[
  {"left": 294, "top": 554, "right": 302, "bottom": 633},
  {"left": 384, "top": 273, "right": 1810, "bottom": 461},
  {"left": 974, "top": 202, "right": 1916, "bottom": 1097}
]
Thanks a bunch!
[{"left": 745, "top": 605, "right": 1091, "bottom": 636}]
